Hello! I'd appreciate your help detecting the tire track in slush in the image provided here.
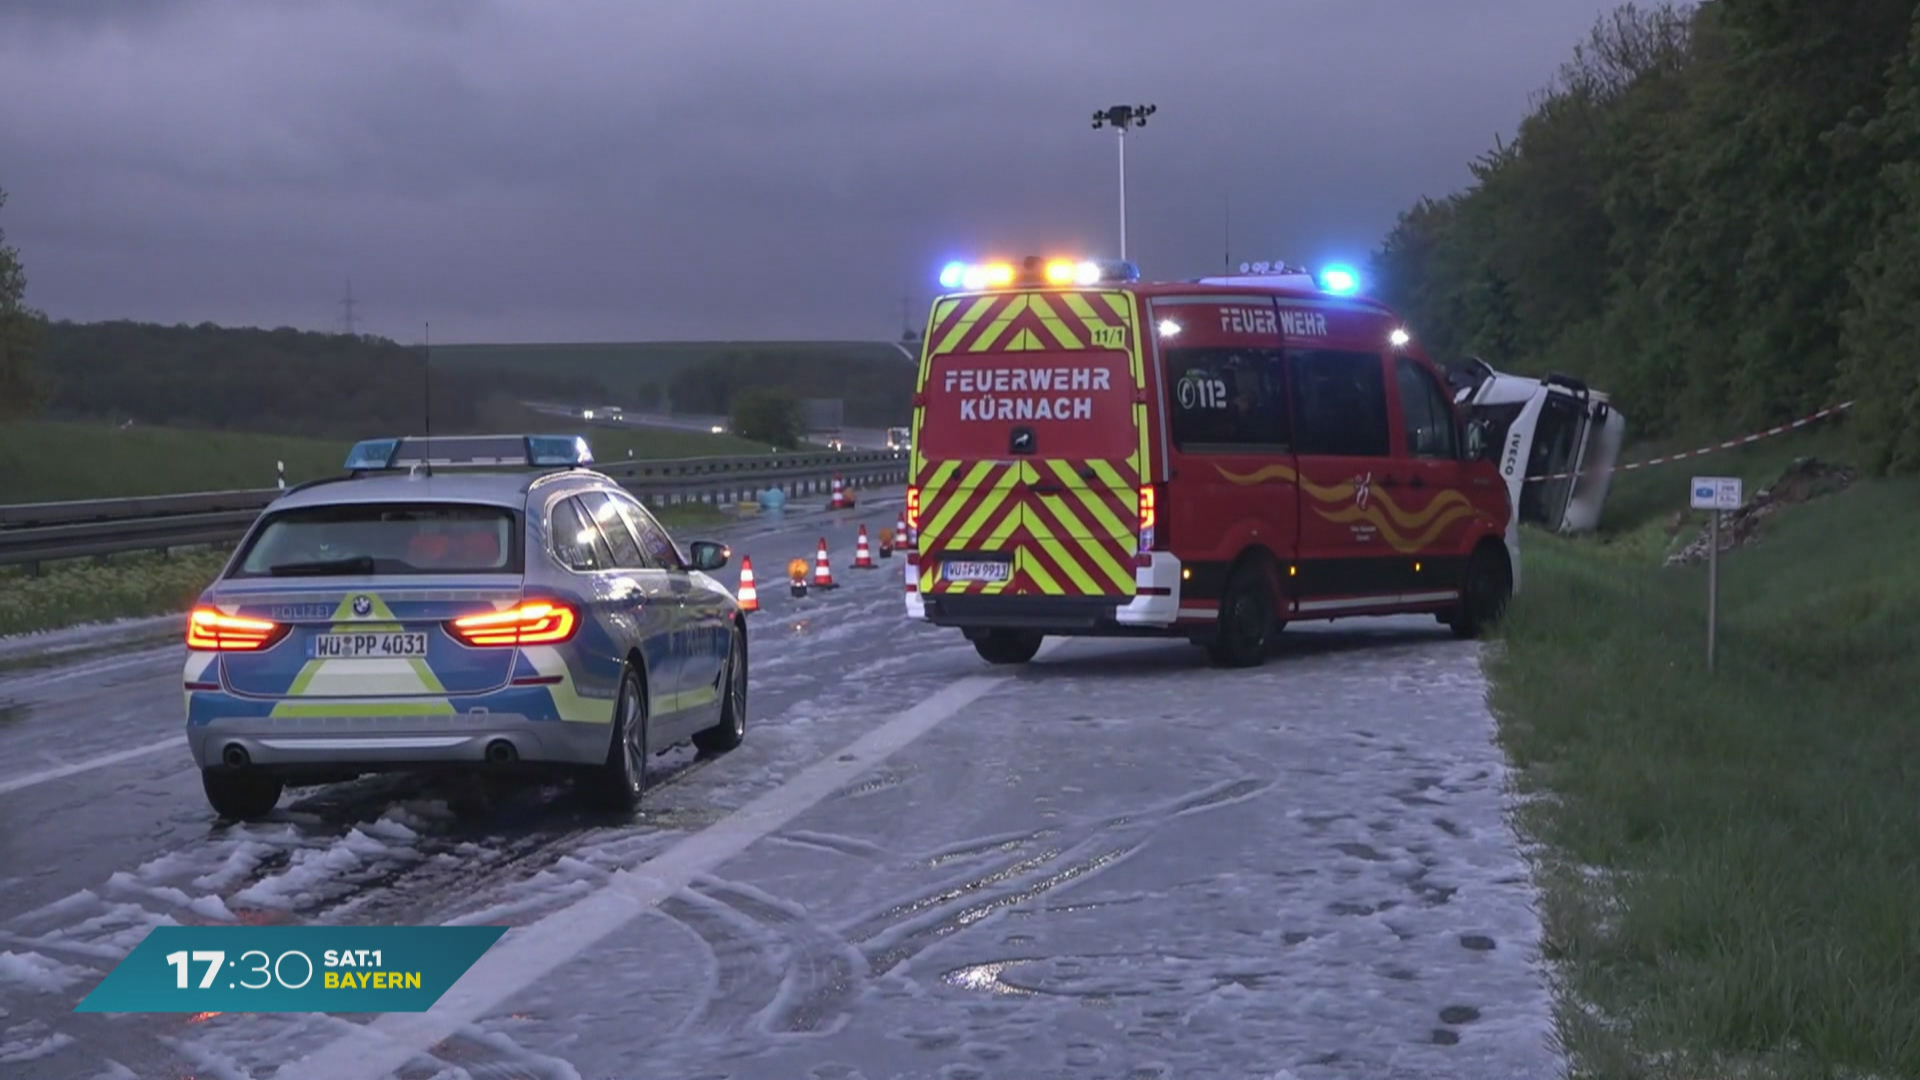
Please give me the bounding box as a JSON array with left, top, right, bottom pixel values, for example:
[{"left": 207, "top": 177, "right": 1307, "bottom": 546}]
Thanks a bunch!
[
  {"left": 659, "top": 776, "right": 1274, "bottom": 1040},
  {"left": 663, "top": 880, "right": 863, "bottom": 1037},
  {"left": 845, "top": 776, "right": 1272, "bottom": 979}
]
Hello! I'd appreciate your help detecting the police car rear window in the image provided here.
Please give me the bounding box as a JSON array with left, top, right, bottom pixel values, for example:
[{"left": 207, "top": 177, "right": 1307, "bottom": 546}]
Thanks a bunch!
[{"left": 229, "top": 503, "right": 522, "bottom": 578}]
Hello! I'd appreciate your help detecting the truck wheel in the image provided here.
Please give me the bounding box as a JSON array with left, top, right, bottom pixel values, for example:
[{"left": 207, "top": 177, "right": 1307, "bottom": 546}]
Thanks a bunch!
[
  {"left": 1207, "top": 566, "right": 1276, "bottom": 668},
  {"left": 1449, "top": 544, "right": 1513, "bottom": 639},
  {"left": 202, "top": 769, "right": 282, "bottom": 821},
  {"left": 972, "top": 629, "right": 1043, "bottom": 665}
]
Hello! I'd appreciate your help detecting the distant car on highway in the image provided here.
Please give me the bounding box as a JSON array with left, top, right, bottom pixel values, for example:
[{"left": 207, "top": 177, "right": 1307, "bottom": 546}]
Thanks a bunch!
[{"left": 181, "top": 434, "right": 748, "bottom": 821}]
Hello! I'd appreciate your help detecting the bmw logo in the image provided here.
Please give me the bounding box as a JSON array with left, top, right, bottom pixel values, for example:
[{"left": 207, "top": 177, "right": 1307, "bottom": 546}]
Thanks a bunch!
[{"left": 352, "top": 596, "right": 373, "bottom": 617}]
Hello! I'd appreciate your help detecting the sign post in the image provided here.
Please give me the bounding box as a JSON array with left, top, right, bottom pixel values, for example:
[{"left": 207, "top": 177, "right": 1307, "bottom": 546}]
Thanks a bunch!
[{"left": 1690, "top": 476, "right": 1743, "bottom": 671}]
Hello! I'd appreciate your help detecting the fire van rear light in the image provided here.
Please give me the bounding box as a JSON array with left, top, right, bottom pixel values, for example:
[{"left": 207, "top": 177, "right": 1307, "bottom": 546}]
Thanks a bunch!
[
  {"left": 187, "top": 607, "right": 287, "bottom": 651},
  {"left": 1137, "top": 484, "right": 1164, "bottom": 550},
  {"left": 907, "top": 486, "right": 921, "bottom": 530},
  {"left": 449, "top": 600, "right": 579, "bottom": 647}
]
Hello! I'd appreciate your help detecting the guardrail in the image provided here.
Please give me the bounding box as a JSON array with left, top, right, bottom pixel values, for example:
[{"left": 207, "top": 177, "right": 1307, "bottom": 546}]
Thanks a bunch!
[{"left": 0, "top": 449, "right": 909, "bottom": 569}]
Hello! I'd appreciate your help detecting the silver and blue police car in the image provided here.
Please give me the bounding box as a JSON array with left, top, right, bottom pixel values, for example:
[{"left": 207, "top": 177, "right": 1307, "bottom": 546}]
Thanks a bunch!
[{"left": 182, "top": 434, "right": 747, "bottom": 820}]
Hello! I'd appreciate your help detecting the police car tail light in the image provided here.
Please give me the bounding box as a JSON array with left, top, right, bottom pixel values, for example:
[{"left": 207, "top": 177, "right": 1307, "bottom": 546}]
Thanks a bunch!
[
  {"left": 448, "top": 600, "right": 579, "bottom": 647},
  {"left": 187, "top": 607, "right": 287, "bottom": 651}
]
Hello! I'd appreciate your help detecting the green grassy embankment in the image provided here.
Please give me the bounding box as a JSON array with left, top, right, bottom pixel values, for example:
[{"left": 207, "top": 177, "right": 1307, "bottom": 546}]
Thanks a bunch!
[
  {"left": 0, "top": 419, "right": 780, "bottom": 503},
  {"left": 1486, "top": 423, "right": 1920, "bottom": 1079},
  {"left": 0, "top": 502, "right": 735, "bottom": 641}
]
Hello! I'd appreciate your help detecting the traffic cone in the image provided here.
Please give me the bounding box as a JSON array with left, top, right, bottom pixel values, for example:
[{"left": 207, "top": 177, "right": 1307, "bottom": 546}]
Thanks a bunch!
[
  {"left": 788, "top": 557, "right": 810, "bottom": 598},
  {"left": 736, "top": 556, "right": 759, "bottom": 613},
  {"left": 896, "top": 511, "right": 912, "bottom": 547},
  {"left": 877, "top": 526, "right": 895, "bottom": 558},
  {"left": 829, "top": 476, "right": 847, "bottom": 509},
  {"left": 853, "top": 525, "right": 875, "bottom": 569},
  {"left": 813, "top": 538, "right": 837, "bottom": 589}
]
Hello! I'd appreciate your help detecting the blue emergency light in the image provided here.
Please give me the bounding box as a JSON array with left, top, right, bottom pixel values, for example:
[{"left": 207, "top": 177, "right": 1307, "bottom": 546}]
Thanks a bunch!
[
  {"left": 939, "top": 257, "right": 1140, "bottom": 291},
  {"left": 342, "top": 435, "right": 595, "bottom": 471},
  {"left": 1318, "top": 264, "right": 1361, "bottom": 295}
]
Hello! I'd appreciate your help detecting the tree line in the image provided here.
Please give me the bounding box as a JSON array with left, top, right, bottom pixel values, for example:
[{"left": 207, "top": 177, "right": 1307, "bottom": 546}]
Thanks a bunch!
[
  {"left": 667, "top": 348, "right": 913, "bottom": 431},
  {"left": 25, "top": 319, "right": 609, "bottom": 438},
  {"left": 1370, "top": 0, "right": 1920, "bottom": 475},
  {"left": 0, "top": 188, "right": 914, "bottom": 444}
]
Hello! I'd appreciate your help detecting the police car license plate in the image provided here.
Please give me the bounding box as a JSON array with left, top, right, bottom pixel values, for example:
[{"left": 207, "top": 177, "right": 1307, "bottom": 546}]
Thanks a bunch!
[
  {"left": 942, "top": 560, "right": 1010, "bottom": 583},
  {"left": 312, "top": 632, "right": 430, "bottom": 659}
]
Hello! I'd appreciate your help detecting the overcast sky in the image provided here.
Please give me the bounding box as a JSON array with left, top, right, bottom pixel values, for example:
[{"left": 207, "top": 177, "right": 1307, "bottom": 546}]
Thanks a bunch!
[{"left": 0, "top": 0, "right": 1616, "bottom": 343}]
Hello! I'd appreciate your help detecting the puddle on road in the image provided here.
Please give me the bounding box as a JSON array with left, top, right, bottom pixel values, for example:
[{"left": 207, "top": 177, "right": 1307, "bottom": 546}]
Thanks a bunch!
[
  {"left": 0, "top": 698, "right": 25, "bottom": 726},
  {"left": 942, "top": 952, "right": 1233, "bottom": 1005}
]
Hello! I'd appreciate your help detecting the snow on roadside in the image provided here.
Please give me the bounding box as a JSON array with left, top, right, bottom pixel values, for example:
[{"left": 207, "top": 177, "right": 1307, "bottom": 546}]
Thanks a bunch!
[{"left": 0, "top": 950, "right": 92, "bottom": 994}]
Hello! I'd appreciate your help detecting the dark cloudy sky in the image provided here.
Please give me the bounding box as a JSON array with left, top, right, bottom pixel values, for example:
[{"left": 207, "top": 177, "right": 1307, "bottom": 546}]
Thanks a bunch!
[{"left": 0, "top": 0, "right": 1614, "bottom": 344}]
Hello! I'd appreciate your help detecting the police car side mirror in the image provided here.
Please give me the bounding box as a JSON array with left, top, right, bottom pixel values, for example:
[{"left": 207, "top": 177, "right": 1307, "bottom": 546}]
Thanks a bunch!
[
  {"left": 1464, "top": 420, "right": 1490, "bottom": 461},
  {"left": 688, "top": 540, "right": 730, "bottom": 572}
]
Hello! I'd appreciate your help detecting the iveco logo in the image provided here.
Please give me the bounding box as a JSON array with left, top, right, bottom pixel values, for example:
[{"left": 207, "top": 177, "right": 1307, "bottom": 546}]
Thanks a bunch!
[{"left": 352, "top": 596, "right": 373, "bottom": 617}]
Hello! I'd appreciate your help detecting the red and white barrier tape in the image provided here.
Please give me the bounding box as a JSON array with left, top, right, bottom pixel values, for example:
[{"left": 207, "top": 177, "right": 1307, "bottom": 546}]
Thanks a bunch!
[{"left": 1522, "top": 401, "right": 1855, "bottom": 483}]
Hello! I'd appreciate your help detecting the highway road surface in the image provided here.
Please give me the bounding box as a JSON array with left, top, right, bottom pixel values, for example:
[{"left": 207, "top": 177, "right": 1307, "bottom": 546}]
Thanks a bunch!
[{"left": 0, "top": 491, "right": 1561, "bottom": 1080}]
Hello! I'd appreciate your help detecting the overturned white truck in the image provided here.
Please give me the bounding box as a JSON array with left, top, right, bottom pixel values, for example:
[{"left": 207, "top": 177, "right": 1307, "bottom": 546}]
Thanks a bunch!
[{"left": 1443, "top": 358, "right": 1627, "bottom": 535}]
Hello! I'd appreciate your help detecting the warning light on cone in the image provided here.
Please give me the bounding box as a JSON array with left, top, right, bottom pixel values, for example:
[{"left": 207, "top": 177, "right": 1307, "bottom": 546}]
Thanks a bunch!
[{"left": 788, "top": 558, "right": 809, "bottom": 581}]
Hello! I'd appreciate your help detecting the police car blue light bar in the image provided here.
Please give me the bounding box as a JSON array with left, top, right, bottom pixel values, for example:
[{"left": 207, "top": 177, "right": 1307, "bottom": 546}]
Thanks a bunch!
[
  {"left": 939, "top": 257, "right": 1140, "bottom": 290},
  {"left": 343, "top": 435, "right": 595, "bottom": 470}
]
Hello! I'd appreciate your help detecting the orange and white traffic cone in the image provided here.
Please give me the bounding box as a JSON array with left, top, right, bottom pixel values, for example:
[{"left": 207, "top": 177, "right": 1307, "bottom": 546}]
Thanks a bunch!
[
  {"left": 737, "top": 556, "right": 759, "bottom": 612},
  {"left": 829, "top": 477, "right": 847, "bottom": 509},
  {"left": 896, "top": 511, "right": 912, "bottom": 547},
  {"left": 788, "top": 557, "right": 810, "bottom": 598},
  {"left": 853, "top": 525, "right": 876, "bottom": 569},
  {"left": 813, "top": 538, "right": 837, "bottom": 589},
  {"left": 877, "top": 526, "right": 895, "bottom": 559}
]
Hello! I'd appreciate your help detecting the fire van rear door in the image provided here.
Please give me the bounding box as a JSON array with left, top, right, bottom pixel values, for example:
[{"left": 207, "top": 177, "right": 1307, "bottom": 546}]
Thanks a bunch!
[{"left": 915, "top": 289, "right": 1145, "bottom": 600}]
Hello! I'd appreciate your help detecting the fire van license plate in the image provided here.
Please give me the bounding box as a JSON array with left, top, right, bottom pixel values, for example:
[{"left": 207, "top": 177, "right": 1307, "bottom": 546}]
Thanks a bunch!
[
  {"left": 942, "top": 560, "right": 1011, "bottom": 583},
  {"left": 312, "top": 632, "right": 429, "bottom": 659}
]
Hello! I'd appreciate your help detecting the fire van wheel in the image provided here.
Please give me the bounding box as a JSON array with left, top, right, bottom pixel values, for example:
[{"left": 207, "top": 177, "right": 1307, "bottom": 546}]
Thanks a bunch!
[
  {"left": 202, "top": 769, "right": 283, "bottom": 821},
  {"left": 973, "top": 629, "right": 1044, "bottom": 665},
  {"left": 1449, "top": 544, "right": 1514, "bottom": 640},
  {"left": 1207, "top": 566, "right": 1276, "bottom": 668}
]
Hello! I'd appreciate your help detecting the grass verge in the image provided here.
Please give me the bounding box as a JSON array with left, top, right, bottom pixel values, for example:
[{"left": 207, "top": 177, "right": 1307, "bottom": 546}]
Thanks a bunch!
[
  {"left": 0, "top": 502, "right": 748, "bottom": 641},
  {"left": 0, "top": 549, "right": 232, "bottom": 639},
  {"left": 0, "top": 418, "right": 782, "bottom": 503},
  {"left": 1487, "top": 423, "right": 1920, "bottom": 1078}
]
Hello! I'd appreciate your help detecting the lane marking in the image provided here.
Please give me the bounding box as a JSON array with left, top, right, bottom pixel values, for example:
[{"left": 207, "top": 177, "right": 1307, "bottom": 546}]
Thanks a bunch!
[
  {"left": 276, "top": 642, "right": 1061, "bottom": 1080},
  {"left": 0, "top": 735, "right": 186, "bottom": 797}
]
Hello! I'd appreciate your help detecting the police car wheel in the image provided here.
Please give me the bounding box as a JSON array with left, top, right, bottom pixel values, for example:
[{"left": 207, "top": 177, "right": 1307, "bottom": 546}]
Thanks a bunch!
[
  {"left": 972, "top": 629, "right": 1043, "bottom": 665},
  {"left": 202, "top": 768, "right": 282, "bottom": 821},
  {"left": 694, "top": 622, "right": 748, "bottom": 755},
  {"left": 582, "top": 667, "right": 648, "bottom": 813},
  {"left": 1207, "top": 567, "right": 1274, "bottom": 668}
]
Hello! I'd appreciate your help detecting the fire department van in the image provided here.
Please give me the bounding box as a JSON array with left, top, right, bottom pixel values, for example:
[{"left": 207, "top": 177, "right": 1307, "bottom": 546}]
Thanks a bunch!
[{"left": 903, "top": 256, "right": 1517, "bottom": 668}]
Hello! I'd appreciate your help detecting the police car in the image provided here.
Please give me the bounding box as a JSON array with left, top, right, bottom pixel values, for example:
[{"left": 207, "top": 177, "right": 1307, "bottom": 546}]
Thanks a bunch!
[{"left": 182, "top": 434, "right": 748, "bottom": 820}]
